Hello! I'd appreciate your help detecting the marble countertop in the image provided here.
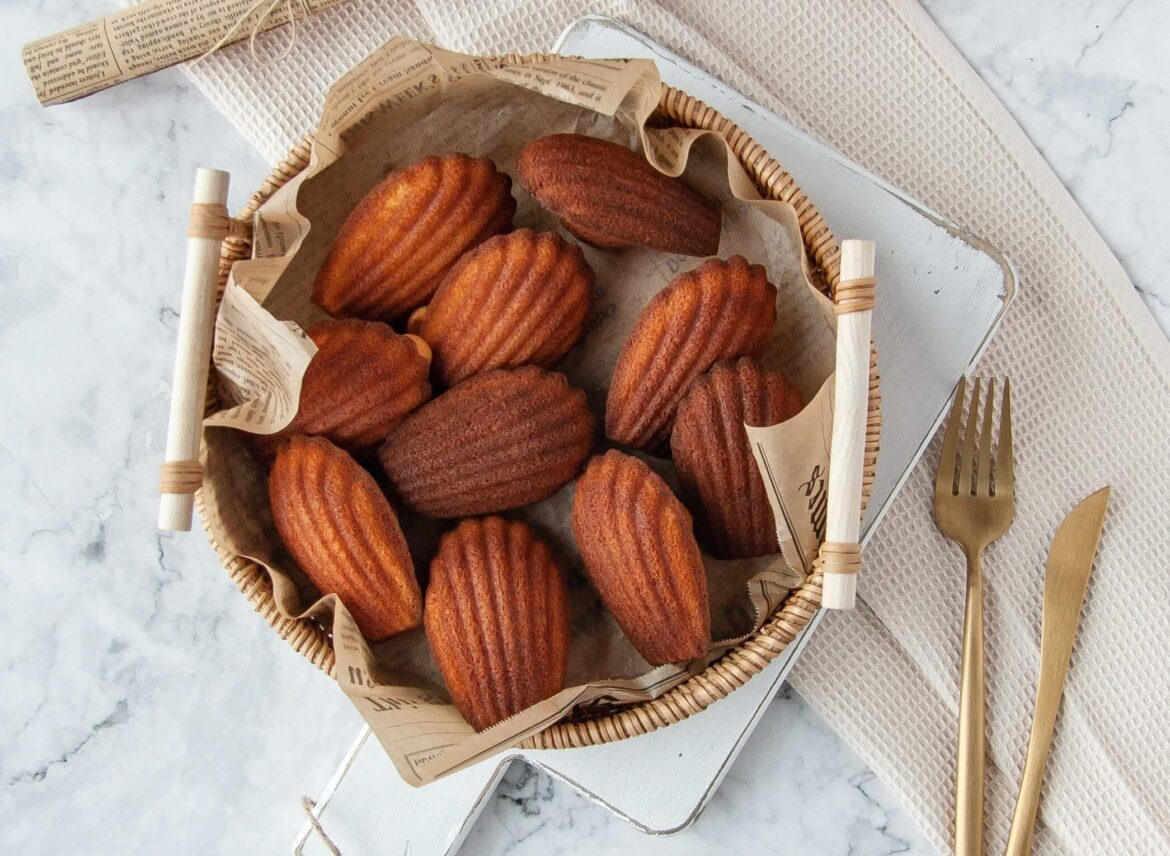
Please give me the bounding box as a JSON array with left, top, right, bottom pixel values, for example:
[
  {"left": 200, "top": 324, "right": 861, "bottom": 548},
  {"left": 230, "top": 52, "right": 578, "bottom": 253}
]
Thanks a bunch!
[{"left": 2, "top": 1, "right": 1167, "bottom": 853}]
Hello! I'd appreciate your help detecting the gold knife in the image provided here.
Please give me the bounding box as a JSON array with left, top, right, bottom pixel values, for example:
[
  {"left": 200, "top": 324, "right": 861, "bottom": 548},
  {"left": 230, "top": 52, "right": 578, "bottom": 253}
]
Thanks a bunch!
[{"left": 1004, "top": 486, "right": 1111, "bottom": 856}]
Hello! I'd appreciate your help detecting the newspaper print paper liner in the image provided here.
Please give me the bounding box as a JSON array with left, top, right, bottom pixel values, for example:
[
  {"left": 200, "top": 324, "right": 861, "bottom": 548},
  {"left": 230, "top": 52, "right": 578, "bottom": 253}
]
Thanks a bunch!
[{"left": 194, "top": 38, "right": 879, "bottom": 785}]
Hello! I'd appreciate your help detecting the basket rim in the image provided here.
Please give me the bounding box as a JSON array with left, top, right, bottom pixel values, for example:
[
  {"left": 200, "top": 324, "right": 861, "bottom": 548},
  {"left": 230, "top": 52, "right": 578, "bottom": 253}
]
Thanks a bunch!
[{"left": 197, "top": 57, "right": 880, "bottom": 753}]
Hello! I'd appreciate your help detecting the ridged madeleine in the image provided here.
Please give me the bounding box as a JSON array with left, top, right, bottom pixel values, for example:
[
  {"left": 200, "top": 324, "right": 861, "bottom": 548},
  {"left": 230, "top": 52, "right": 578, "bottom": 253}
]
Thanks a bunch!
[
  {"left": 253, "top": 319, "right": 431, "bottom": 459},
  {"left": 517, "top": 133, "right": 721, "bottom": 256},
  {"left": 378, "top": 367, "right": 595, "bottom": 518},
  {"left": 606, "top": 256, "right": 777, "bottom": 452},
  {"left": 571, "top": 450, "right": 710, "bottom": 665},
  {"left": 417, "top": 229, "right": 595, "bottom": 385},
  {"left": 426, "top": 516, "right": 570, "bottom": 731},
  {"left": 268, "top": 436, "right": 421, "bottom": 641},
  {"left": 672, "top": 358, "right": 804, "bottom": 558},
  {"left": 313, "top": 154, "right": 515, "bottom": 321}
]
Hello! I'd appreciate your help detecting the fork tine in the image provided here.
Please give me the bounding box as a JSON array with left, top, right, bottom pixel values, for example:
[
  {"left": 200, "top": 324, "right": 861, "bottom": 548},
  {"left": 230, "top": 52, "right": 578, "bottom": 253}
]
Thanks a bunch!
[
  {"left": 996, "top": 378, "right": 1014, "bottom": 496},
  {"left": 958, "top": 377, "right": 981, "bottom": 495},
  {"left": 936, "top": 376, "right": 967, "bottom": 496},
  {"left": 977, "top": 378, "right": 997, "bottom": 495}
]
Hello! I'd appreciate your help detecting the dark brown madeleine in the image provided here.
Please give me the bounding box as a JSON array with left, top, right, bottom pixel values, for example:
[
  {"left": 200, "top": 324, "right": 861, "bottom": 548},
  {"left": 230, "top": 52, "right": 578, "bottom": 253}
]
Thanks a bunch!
[
  {"left": 672, "top": 358, "right": 804, "bottom": 559},
  {"left": 268, "top": 436, "right": 421, "bottom": 641},
  {"left": 313, "top": 154, "right": 515, "bottom": 321},
  {"left": 606, "top": 256, "right": 777, "bottom": 452},
  {"left": 418, "top": 229, "right": 595, "bottom": 385},
  {"left": 426, "top": 516, "right": 570, "bottom": 731},
  {"left": 378, "top": 367, "right": 595, "bottom": 518},
  {"left": 253, "top": 319, "right": 431, "bottom": 459},
  {"left": 571, "top": 450, "right": 710, "bottom": 665},
  {"left": 516, "top": 133, "right": 720, "bottom": 256}
]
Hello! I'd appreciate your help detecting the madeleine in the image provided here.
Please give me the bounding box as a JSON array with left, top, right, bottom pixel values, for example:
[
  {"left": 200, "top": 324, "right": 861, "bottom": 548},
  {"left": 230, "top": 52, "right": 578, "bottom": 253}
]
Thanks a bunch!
[
  {"left": 572, "top": 450, "right": 710, "bottom": 665},
  {"left": 313, "top": 154, "right": 514, "bottom": 321},
  {"left": 426, "top": 517, "right": 570, "bottom": 730},
  {"left": 268, "top": 436, "right": 421, "bottom": 641},
  {"left": 606, "top": 256, "right": 777, "bottom": 452}
]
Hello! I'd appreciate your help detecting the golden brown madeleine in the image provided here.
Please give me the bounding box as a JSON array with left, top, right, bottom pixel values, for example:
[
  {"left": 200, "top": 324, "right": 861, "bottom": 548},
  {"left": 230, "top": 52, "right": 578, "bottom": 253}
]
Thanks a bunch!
[
  {"left": 606, "top": 256, "right": 777, "bottom": 452},
  {"left": 269, "top": 436, "right": 421, "bottom": 641},
  {"left": 313, "top": 154, "right": 515, "bottom": 321},
  {"left": 255, "top": 320, "right": 432, "bottom": 458},
  {"left": 671, "top": 358, "right": 804, "bottom": 559},
  {"left": 426, "top": 516, "right": 570, "bottom": 731},
  {"left": 516, "top": 134, "right": 720, "bottom": 256},
  {"left": 378, "top": 367, "right": 595, "bottom": 518},
  {"left": 571, "top": 450, "right": 710, "bottom": 665},
  {"left": 420, "top": 229, "right": 595, "bottom": 385}
]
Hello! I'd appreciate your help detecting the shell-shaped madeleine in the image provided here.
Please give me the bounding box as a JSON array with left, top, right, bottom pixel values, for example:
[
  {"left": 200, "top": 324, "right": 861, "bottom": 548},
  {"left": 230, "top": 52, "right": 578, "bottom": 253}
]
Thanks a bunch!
[
  {"left": 605, "top": 256, "right": 777, "bottom": 452},
  {"left": 426, "top": 516, "right": 570, "bottom": 731},
  {"left": 378, "top": 367, "right": 595, "bottom": 518},
  {"left": 571, "top": 450, "right": 710, "bottom": 665},
  {"left": 671, "top": 358, "right": 805, "bottom": 559},
  {"left": 516, "top": 134, "right": 721, "bottom": 256},
  {"left": 254, "top": 320, "right": 431, "bottom": 459},
  {"left": 312, "top": 154, "right": 515, "bottom": 321},
  {"left": 419, "top": 229, "right": 595, "bottom": 385},
  {"left": 269, "top": 436, "right": 421, "bottom": 641}
]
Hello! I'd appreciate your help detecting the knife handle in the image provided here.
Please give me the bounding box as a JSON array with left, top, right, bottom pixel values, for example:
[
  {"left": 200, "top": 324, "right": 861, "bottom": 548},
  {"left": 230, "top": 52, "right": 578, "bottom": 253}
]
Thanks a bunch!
[
  {"left": 1004, "top": 716, "right": 1052, "bottom": 856},
  {"left": 1004, "top": 554, "right": 1087, "bottom": 855},
  {"left": 955, "top": 546, "right": 985, "bottom": 856}
]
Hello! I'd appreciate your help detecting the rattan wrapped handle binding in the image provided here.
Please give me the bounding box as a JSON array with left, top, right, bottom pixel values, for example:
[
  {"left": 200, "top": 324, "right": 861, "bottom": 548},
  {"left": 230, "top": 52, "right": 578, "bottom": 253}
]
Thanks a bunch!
[
  {"left": 158, "top": 168, "right": 231, "bottom": 532},
  {"left": 820, "top": 240, "right": 877, "bottom": 609}
]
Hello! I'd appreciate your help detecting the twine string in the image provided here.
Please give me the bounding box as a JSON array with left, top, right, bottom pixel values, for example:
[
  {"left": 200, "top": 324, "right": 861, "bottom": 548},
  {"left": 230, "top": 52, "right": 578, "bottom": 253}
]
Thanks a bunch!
[
  {"left": 300, "top": 796, "right": 342, "bottom": 856},
  {"left": 191, "top": 0, "right": 312, "bottom": 68}
]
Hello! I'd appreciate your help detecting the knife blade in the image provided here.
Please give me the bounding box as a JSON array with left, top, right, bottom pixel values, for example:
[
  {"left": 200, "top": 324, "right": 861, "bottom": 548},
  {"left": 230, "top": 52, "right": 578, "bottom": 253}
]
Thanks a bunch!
[{"left": 1004, "top": 485, "right": 1111, "bottom": 856}]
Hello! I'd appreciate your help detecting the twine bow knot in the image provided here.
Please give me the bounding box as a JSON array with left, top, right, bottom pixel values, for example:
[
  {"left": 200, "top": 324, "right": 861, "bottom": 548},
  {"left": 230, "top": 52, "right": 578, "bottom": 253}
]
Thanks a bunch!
[{"left": 192, "top": 0, "right": 313, "bottom": 67}]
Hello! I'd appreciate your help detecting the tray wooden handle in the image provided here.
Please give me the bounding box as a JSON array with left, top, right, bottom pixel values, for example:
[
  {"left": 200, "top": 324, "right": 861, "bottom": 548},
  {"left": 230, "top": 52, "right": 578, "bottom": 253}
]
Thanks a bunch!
[
  {"left": 820, "top": 239, "right": 876, "bottom": 609},
  {"left": 158, "top": 168, "right": 231, "bottom": 532}
]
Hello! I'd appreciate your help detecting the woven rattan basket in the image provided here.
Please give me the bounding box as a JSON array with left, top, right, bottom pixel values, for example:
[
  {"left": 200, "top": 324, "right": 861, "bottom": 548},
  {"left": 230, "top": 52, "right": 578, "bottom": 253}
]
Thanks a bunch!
[{"left": 197, "top": 63, "right": 881, "bottom": 752}]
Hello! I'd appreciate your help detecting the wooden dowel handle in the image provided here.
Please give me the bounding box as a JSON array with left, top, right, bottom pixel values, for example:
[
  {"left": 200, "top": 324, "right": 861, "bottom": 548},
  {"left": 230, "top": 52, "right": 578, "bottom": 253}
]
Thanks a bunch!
[
  {"left": 820, "top": 239, "right": 876, "bottom": 610},
  {"left": 158, "top": 168, "right": 231, "bottom": 532}
]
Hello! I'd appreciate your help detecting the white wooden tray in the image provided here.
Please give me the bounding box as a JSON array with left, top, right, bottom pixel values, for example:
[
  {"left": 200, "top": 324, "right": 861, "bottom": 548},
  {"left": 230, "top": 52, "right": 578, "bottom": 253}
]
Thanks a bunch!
[{"left": 293, "top": 15, "right": 1015, "bottom": 854}]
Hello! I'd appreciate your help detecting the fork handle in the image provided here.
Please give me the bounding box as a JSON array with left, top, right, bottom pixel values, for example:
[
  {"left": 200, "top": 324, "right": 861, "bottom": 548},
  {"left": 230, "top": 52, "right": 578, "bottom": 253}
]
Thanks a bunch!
[{"left": 956, "top": 547, "right": 986, "bottom": 856}]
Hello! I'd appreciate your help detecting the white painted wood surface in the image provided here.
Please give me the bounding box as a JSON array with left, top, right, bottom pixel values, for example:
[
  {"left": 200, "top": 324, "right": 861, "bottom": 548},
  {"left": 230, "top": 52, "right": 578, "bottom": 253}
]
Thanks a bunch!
[
  {"left": 158, "top": 168, "right": 229, "bottom": 531},
  {"left": 294, "top": 622, "right": 820, "bottom": 854},
  {"left": 821, "top": 240, "right": 875, "bottom": 609}
]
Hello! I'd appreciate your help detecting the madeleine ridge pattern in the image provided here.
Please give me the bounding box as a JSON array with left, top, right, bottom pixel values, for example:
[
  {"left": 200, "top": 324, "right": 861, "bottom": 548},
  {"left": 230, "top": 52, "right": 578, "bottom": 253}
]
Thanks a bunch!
[
  {"left": 255, "top": 319, "right": 431, "bottom": 457},
  {"left": 571, "top": 450, "right": 710, "bottom": 666},
  {"left": 516, "top": 133, "right": 721, "bottom": 256},
  {"left": 268, "top": 436, "right": 421, "bottom": 642},
  {"left": 420, "top": 229, "right": 595, "bottom": 385},
  {"left": 426, "top": 516, "right": 571, "bottom": 731},
  {"left": 378, "top": 367, "right": 595, "bottom": 518},
  {"left": 672, "top": 357, "right": 805, "bottom": 559},
  {"left": 312, "top": 154, "right": 515, "bottom": 321},
  {"left": 606, "top": 256, "right": 778, "bottom": 451}
]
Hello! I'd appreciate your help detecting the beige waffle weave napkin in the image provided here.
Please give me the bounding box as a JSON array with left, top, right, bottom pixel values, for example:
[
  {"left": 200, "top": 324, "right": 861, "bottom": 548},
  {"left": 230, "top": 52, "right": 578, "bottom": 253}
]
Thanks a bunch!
[{"left": 177, "top": 2, "right": 1170, "bottom": 852}]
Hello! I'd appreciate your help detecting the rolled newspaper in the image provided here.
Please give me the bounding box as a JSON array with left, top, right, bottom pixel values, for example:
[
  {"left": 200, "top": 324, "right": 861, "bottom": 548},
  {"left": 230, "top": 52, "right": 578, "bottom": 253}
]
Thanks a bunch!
[
  {"left": 21, "top": 0, "right": 344, "bottom": 107},
  {"left": 819, "top": 239, "right": 876, "bottom": 609},
  {"left": 158, "top": 168, "right": 233, "bottom": 532}
]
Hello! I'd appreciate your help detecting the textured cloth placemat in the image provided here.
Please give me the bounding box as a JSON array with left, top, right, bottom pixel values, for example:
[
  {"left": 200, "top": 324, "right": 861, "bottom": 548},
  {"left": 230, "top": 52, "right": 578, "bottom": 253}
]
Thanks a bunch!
[{"left": 177, "top": 2, "right": 1170, "bottom": 853}]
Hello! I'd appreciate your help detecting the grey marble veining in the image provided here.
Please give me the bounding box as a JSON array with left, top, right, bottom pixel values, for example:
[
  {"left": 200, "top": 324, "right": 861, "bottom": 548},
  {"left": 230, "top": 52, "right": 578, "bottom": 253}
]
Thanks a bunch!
[{"left": 1, "top": 1, "right": 1166, "bottom": 853}]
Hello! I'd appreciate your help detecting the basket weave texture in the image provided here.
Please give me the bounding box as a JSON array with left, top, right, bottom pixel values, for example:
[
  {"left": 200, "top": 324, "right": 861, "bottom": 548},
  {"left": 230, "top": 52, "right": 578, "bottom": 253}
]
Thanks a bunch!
[{"left": 196, "top": 68, "right": 881, "bottom": 751}]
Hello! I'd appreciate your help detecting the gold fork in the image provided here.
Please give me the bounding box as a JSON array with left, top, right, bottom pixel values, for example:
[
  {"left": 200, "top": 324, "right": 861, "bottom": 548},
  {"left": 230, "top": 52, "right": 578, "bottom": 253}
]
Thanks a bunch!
[{"left": 934, "top": 377, "right": 1015, "bottom": 856}]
